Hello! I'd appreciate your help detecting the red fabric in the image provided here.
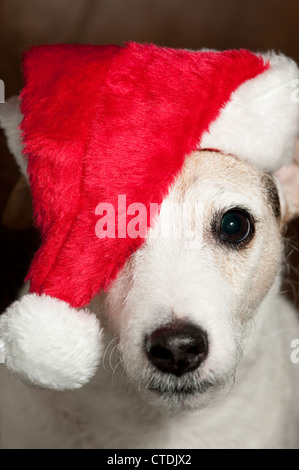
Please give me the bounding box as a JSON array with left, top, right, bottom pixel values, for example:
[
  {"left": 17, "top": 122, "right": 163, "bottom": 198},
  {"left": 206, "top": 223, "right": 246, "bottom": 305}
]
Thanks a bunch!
[{"left": 21, "top": 42, "right": 268, "bottom": 307}]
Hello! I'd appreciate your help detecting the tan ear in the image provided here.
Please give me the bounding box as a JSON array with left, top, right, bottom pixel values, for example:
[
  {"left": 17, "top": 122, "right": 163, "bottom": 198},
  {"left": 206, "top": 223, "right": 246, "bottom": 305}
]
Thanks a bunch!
[
  {"left": 2, "top": 176, "right": 33, "bottom": 229},
  {"left": 275, "top": 139, "right": 299, "bottom": 225}
]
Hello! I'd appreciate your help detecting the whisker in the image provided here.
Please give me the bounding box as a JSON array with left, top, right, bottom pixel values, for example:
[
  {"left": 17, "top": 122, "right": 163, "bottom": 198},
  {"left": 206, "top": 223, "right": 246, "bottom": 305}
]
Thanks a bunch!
[
  {"left": 109, "top": 343, "right": 120, "bottom": 371},
  {"left": 102, "top": 336, "right": 118, "bottom": 372}
]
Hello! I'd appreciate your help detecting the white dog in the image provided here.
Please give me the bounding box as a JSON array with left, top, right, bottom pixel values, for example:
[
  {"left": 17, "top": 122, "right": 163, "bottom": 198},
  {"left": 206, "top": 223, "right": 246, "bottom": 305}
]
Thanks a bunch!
[{"left": 1, "top": 98, "right": 299, "bottom": 449}]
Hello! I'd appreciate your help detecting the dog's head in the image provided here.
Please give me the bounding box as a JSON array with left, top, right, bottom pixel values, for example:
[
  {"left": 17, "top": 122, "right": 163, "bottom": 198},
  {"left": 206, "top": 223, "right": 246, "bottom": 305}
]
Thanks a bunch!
[
  {"left": 1, "top": 97, "right": 298, "bottom": 400},
  {"left": 98, "top": 149, "right": 299, "bottom": 411}
]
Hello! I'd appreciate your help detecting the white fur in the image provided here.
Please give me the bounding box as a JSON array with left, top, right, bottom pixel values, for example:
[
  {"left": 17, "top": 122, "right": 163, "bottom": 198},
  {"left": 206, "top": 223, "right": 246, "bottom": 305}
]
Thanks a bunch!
[
  {"left": 0, "top": 294, "right": 102, "bottom": 390},
  {"left": 0, "top": 96, "right": 27, "bottom": 177},
  {"left": 200, "top": 53, "right": 299, "bottom": 172},
  {"left": 1, "top": 294, "right": 298, "bottom": 449}
]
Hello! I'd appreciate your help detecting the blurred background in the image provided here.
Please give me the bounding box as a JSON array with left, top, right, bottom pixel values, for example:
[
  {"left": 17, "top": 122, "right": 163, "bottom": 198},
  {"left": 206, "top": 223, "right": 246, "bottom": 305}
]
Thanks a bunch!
[{"left": 0, "top": 0, "right": 299, "bottom": 311}]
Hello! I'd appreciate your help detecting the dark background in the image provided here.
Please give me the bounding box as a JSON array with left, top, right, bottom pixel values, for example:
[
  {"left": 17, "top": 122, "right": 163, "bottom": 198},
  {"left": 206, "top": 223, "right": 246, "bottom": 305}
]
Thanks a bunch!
[{"left": 0, "top": 0, "right": 299, "bottom": 312}]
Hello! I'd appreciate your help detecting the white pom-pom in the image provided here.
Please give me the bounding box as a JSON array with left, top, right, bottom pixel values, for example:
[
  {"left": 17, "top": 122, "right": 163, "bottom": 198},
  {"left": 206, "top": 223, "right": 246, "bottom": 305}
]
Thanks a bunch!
[{"left": 0, "top": 294, "right": 103, "bottom": 390}]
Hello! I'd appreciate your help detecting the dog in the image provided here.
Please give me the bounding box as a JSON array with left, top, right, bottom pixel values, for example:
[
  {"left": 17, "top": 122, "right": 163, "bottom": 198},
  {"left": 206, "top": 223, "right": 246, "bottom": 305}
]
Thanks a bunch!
[{"left": 1, "top": 98, "right": 299, "bottom": 449}]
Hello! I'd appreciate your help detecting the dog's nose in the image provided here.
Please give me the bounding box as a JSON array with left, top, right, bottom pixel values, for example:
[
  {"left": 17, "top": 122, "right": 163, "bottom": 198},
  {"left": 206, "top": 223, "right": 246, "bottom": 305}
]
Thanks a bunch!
[{"left": 145, "top": 322, "right": 208, "bottom": 376}]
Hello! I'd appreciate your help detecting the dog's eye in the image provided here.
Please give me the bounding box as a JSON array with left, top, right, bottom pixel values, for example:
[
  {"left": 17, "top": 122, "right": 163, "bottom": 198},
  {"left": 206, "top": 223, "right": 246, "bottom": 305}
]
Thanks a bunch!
[{"left": 220, "top": 210, "right": 252, "bottom": 244}]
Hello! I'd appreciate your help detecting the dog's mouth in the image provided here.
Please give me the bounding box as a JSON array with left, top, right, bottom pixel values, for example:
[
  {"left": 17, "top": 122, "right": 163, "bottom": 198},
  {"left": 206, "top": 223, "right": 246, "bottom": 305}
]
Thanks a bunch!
[
  {"left": 147, "top": 379, "right": 214, "bottom": 398},
  {"left": 140, "top": 374, "right": 232, "bottom": 411}
]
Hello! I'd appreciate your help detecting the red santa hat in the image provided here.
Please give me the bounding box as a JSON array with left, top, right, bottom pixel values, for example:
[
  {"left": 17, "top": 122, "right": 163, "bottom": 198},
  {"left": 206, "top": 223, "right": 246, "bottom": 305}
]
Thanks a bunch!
[{"left": 0, "top": 42, "right": 298, "bottom": 390}]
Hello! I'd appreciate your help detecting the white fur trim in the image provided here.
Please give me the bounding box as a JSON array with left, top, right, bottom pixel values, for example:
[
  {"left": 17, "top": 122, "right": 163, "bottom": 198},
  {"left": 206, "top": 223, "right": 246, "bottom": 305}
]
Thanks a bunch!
[
  {"left": 200, "top": 53, "right": 299, "bottom": 173},
  {"left": 0, "top": 95, "right": 27, "bottom": 178},
  {"left": 0, "top": 294, "right": 103, "bottom": 390}
]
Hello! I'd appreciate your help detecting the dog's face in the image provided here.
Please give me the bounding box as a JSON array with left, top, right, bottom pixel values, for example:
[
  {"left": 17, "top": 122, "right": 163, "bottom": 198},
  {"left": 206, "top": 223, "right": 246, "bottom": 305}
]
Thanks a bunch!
[{"left": 100, "top": 150, "right": 284, "bottom": 411}]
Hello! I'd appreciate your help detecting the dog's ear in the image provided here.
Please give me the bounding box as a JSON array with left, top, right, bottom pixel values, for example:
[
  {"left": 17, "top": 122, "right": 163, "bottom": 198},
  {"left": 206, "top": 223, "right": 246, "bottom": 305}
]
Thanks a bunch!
[
  {"left": 0, "top": 96, "right": 32, "bottom": 229},
  {"left": 275, "top": 139, "right": 299, "bottom": 225},
  {"left": 0, "top": 95, "right": 27, "bottom": 179}
]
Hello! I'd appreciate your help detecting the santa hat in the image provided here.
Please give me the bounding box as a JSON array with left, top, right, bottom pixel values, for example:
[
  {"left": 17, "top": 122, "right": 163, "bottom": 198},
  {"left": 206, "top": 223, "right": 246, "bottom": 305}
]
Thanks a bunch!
[{"left": 0, "top": 42, "right": 298, "bottom": 390}]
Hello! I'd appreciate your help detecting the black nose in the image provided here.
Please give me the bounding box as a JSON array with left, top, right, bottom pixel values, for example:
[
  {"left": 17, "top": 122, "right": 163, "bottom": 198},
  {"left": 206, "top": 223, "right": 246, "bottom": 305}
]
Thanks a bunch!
[{"left": 145, "top": 322, "right": 208, "bottom": 377}]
